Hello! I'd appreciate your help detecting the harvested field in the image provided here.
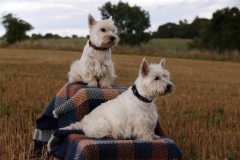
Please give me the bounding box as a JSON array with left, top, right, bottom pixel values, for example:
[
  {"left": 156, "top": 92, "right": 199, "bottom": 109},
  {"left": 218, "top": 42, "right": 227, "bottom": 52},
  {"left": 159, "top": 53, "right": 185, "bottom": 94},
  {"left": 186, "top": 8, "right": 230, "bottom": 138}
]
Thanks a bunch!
[{"left": 0, "top": 48, "right": 239, "bottom": 159}]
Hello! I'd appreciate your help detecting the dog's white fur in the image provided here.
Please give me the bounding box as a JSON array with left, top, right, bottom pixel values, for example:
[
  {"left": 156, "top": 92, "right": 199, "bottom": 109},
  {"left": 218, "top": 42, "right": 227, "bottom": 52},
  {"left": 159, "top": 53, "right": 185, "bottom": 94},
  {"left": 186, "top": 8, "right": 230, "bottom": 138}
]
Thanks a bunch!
[
  {"left": 68, "top": 13, "right": 119, "bottom": 88},
  {"left": 61, "top": 58, "right": 174, "bottom": 141}
]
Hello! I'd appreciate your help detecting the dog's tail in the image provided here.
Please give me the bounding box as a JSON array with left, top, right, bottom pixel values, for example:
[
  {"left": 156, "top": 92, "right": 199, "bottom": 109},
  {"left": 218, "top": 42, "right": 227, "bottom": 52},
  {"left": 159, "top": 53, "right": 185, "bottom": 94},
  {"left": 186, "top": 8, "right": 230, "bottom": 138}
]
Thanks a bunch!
[
  {"left": 60, "top": 121, "right": 83, "bottom": 131},
  {"left": 70, "top": 121, "right": 83, "bottom": 130}
]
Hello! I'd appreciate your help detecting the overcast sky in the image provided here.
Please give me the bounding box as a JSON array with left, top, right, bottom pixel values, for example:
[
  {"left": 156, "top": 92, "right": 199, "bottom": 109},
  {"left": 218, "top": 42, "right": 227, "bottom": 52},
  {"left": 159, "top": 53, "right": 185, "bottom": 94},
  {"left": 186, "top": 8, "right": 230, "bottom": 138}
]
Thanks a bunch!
[{"left": 0, "top": 0, "right": 239, "bottom": 37}]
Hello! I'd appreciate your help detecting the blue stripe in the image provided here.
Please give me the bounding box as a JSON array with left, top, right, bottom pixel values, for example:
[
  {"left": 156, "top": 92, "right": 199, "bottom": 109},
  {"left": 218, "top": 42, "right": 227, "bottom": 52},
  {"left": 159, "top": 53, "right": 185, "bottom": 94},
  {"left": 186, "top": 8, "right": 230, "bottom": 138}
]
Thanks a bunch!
[
  {"left": 36, "top": 98, "right": 58, "bottom": 130},
  {"left": 163, "top": 137, "right": 182, "bottom": 159},
  {"left": 64, "top": 139, "right": 79, "bottom": 160},
  {"left": 134, "top": 141, "right": 152, "bottom": 159},
  {"left": 42, "top": 98, "right": 55, "bottom": 117},
  {"left": 58, "top": 108, "right": 77, "bottom": 128},
  {"left": 86, "top": 88, "right": 104, "bottom": 99},
  {"left": 97, "top": 141, "right": 117, "bottom": 159}
]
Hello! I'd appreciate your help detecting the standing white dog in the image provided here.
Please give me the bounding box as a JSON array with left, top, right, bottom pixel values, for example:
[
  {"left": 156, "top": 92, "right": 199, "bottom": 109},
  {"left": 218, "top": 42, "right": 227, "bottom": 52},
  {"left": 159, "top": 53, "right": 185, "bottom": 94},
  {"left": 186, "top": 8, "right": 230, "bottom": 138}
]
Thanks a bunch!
[
  {"left": 68, "top": 13, "right": 119, "bottom": 88},
  {"left": 61, "top": 58, "right": 174, "bottom": 141}
]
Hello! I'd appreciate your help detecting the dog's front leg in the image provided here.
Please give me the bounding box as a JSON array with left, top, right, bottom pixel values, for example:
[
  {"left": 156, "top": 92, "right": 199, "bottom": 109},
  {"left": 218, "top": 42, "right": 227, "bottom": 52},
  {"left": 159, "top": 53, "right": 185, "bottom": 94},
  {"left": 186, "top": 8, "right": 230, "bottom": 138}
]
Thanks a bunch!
[
  {"left": 136, "top": 135, "right": 152, "bottom": 141},
  {"left": 88, "top": 79, "right": 98, "bottom": 87},
  {"left": 87, "top": 74, "right": 98, "bottom": 87},
  {"left": 99, "top": 74, "right": 112, "bottom": 88},
  {"left": 135, "top": 130, "right": 153, "bottom": 141},
  {"left": 84, "top": 60, "right": 98, "bottom": 87},
  {"left": 98, "top": 60, "right": 116, "bottom": 88}
]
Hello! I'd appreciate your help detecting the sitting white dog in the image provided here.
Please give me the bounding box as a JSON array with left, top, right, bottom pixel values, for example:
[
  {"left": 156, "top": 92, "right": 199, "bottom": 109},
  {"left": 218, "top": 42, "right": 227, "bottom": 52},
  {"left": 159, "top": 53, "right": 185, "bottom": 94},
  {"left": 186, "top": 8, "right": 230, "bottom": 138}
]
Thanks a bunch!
[
  {"left": 68, "top": 13, "right": 119, "bottom": 88},
  {"left": 61, "top": 58, "right": 174, "bottom": 141}
]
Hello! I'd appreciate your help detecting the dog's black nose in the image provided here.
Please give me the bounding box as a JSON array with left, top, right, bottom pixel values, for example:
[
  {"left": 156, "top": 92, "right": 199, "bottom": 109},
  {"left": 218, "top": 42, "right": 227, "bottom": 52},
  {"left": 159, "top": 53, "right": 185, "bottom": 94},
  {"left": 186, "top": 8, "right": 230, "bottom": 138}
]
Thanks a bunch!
[
  {"left": 166, "top": 84, "right": 172, "bottom": 91},
  {"left": 110, "top": 36, "right": 115, "bottom": 41}
]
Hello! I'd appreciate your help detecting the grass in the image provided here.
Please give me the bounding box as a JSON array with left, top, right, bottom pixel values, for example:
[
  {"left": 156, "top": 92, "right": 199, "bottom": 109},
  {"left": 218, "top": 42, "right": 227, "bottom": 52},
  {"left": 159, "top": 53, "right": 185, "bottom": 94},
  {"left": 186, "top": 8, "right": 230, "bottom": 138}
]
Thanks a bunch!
[
  {"left": 0, "top": 48, "right": 240, "bottom": 159},
  {"left": 143, "top": 38, "right": 191, "bottom": 51},
  {"left": 1, "top": 38, "right": 240, "bottom": 62},
  {"left": 2, "top": 38, "right": 190, "bottom": 51}
]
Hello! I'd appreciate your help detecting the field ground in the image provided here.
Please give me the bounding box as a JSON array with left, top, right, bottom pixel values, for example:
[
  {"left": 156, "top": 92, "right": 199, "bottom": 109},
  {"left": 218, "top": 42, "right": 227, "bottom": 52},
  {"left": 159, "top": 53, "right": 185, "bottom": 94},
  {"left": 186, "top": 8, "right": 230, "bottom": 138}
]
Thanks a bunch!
[{"left": 0, "top": 48, "right": 240, "bottom": 159}]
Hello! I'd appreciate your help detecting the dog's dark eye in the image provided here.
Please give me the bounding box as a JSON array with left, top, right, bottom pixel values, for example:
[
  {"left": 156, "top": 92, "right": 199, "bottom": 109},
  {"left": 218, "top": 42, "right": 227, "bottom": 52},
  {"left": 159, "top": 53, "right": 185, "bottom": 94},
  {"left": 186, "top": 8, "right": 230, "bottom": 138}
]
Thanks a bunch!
[
  {"left": 154, "top": 76, "right": 159, "bottom": 80},
  {"left": 101, "top": 28, "right": 106, "bottom": 32}
]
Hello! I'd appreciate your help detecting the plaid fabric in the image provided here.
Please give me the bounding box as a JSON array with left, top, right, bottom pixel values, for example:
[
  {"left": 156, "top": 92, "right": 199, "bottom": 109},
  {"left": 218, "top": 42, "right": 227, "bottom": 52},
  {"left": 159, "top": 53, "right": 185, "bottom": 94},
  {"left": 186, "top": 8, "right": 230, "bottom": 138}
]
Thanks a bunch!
[
  {"left": 34, "top": 83, "right": 182, "bottom": 159},
  {"left": 49, "top": 130, "right": 182, "bottom": 160}
]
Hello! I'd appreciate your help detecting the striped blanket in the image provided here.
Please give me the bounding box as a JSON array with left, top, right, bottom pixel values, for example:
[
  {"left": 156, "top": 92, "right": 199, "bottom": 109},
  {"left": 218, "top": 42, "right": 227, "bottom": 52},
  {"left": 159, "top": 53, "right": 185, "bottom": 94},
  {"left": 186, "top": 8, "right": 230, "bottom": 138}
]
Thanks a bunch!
[{"left": 33, "top": 83, "right": 182, "bottom": 159}]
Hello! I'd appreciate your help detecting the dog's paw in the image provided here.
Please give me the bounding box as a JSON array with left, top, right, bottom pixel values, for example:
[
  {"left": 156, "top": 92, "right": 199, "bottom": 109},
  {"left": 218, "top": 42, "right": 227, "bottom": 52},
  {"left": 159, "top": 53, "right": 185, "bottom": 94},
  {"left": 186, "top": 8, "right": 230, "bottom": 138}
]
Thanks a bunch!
[
  {"left": 136, "top": 135, "right": 153, "bottom": 141},
  {"left": 100, "top": 84, "right": 112, "bottom": 88},
  {"left": 152, "top": 135, "right": 161, "bottom": 140},
  {"left": 99, "top": 80, "right": 111, "bottom": 88},
  {"left": 105, "top": 134, "right": 115, "bottom": 139},
  {"left": 88, "top": 81, "right": 98, "bottom": 87}
]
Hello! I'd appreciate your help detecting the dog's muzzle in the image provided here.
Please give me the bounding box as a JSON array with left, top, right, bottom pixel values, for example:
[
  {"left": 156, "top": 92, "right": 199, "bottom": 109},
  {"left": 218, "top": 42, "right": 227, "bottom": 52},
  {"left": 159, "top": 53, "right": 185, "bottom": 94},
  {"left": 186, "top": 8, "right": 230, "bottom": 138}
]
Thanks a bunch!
[
  {"left": 166, "top": 83, "right": 173, "bottom": 92},
  {"left": 110, "top": 36, "right": 115, "bottom": 42}
]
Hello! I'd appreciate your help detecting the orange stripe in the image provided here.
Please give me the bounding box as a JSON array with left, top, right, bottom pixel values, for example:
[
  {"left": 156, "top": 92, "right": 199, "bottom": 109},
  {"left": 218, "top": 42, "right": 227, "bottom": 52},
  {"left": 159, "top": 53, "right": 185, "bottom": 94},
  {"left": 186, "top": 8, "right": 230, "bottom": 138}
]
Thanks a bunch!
[
  {"left": 78, "top": 138, "right": 99, "bottom": 159},
  {"left": 102, "top": 89, "right": 120, "bottom": 100},
  {"left": 71, "top": 89, "right": 88, "bottom": 107},
  {"left": 56, "top": 83, "right": 68, "bottom": 97},
  {"left": 69, "top": 84, "right": 81, "bottom": 98}
]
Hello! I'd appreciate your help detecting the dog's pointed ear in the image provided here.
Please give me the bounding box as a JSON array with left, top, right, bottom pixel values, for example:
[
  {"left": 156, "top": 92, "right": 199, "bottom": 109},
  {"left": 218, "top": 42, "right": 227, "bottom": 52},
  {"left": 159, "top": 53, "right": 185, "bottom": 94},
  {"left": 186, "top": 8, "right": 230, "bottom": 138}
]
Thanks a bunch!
[
  {"left": 140, "top": 58, "right": 149, "bottom": 77},
  {"left": 88, "top": 13, "right": 97, "bottom": 27},
  {"left": 108, "top": 16, "right": 114, "bottom": 24},
  {"left": 159, "top": 58, "right": 165, "bottom": 68},
  {"left": 108, "top": 16, "right": 112, "bottom": 21}
]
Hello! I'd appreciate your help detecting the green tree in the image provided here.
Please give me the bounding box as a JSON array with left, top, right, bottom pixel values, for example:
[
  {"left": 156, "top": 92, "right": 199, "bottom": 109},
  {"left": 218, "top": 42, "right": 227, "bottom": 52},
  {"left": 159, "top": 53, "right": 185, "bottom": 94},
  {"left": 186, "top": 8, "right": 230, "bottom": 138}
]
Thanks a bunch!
[
  {"left": 44, "top": 33, "right": 53, "bottom": 38},
  {"left": 1, "top": 13, "right": 33, "bottom": 45},
  {"left": 99, "top": 1, "right": 151, "bottom": 46},
  {"left": 31, "top": 33, "right": 39, "bottom": 42},
  {"left": 175, "top": 19, "right": 191, "bottom": 38},
  {"left": 152, "top": 22, "right": 178, "bottom": 38},
  {"left": 196, "top": 7, "right": 240, "bottom": 51},
  {"left": 53, "top": 34, "right": 61, "bottom": 39},
  {"left": 188, "top": 17, "right": 209, "bottom": 38},
  {"left": 72, "top": 34, "right": 78, "bottom": 39},
  {"left": 152, "top": 17, "right": 209, "bottom": 39}
]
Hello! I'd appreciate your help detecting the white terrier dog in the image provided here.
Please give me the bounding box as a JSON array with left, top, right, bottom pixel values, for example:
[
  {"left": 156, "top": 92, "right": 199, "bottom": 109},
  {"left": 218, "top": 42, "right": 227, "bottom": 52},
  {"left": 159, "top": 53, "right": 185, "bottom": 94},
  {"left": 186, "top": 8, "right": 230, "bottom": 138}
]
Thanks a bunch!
[
  {"left": 61, "top": 58, "right": 174, "bottom": 141},
  {"left": 68, "top": 13, "right": 119, "bottom": 88}
]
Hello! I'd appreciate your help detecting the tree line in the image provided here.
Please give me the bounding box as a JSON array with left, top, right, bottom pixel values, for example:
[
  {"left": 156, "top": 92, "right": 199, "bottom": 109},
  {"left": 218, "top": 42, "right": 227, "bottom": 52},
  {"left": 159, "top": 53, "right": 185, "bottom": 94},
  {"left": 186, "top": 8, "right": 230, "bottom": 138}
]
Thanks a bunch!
[
  {"left": 1, "top": 1, "right": 239, "bottom": 52},
  {"left": 0, "top": 13, "right": 86, "bottom": 42},
  {"left": 152, "top": 7, "right": 240, "bottom": 51},
  {"left": 31, "top": 33, "right": 85, "bottom": 40},
  {"left": 152, "top": 17, "right": 209, "bottom": 39}
]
